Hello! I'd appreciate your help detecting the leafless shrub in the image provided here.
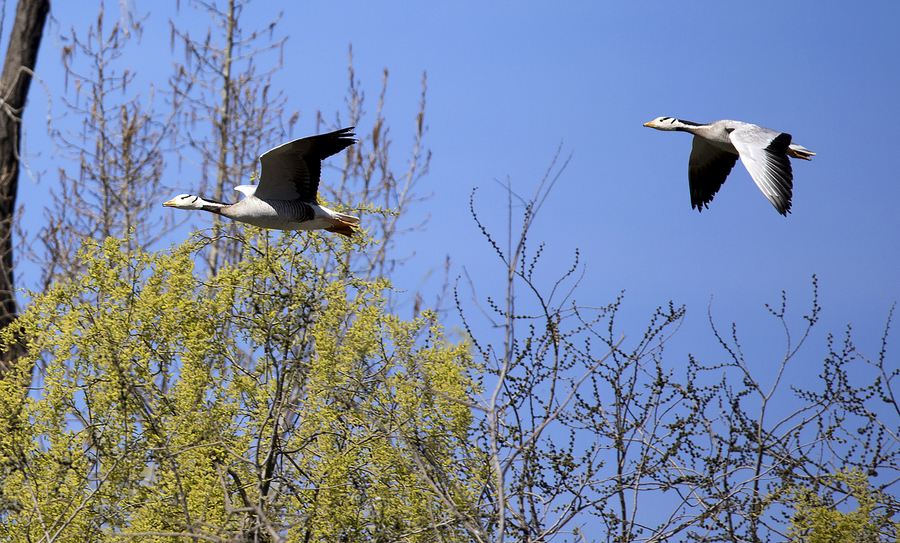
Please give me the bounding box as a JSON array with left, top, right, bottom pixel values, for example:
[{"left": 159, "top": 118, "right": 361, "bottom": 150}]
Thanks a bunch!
[
  {"left": 412, "top": 155, "right": 899, "bottom": 543},
  {"left": 35, "top": 2, "right": 176, "bottom": 288}
]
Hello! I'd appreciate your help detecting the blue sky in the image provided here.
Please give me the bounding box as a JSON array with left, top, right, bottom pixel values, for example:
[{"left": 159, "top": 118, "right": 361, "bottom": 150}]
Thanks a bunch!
[
  {"left": 15, "top": 2, "right": 900, "bottom": 396},
  {"left": 297, "top": 1, "right": 900, "bottom": 364}
]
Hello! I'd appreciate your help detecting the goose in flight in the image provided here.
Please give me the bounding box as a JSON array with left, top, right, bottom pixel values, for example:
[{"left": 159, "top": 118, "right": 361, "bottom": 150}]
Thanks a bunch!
[
  {"left": 643, "top": 117, "right": 815, "bottom": 215},
  {"left": 163, "top": 127, "right": 360, "bottom": 236}
]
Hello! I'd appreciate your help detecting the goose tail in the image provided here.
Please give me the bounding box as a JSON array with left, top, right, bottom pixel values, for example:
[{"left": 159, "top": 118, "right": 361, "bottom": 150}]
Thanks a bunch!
[
  {"left": 326, "top": 211, "right": 361, "bottom": 238},
  {"left": 787, "top": 144, "right": 815, "bottom": 161}
]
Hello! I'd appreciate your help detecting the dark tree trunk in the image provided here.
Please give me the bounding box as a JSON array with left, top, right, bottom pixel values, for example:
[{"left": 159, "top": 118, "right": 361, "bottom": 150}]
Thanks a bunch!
[{"left": 0, "top": 0, "right": 50, "bottom": 373}]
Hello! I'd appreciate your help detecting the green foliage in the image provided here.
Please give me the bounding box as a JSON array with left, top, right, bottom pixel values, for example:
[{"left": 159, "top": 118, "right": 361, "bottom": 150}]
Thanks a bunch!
[
  {"left": 0, "top": 231, "right": 480, "bottom": 542},
  {"left": 788, "top": 470, "right": 898, "bottom": 543}
]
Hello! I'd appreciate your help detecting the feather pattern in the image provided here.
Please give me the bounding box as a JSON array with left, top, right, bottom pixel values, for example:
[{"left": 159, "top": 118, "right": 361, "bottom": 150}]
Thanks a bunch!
[{"left": 730, "top": 128, "right": 794, "bottom": 215}]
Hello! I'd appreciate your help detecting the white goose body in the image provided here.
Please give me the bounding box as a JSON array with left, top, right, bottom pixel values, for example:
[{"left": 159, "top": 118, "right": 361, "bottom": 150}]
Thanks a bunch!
[
  {"left": 644, "top": 117, "right": 815, "bottom": 215},
  {"left": 164, "top": 127, "right": 360, "bottom": 236},
  {"left": 684, "top": 121, "right": 741, "bottom": 150},
  {"left": 217, "top": 186, "right": 342, "bottom": 231}
]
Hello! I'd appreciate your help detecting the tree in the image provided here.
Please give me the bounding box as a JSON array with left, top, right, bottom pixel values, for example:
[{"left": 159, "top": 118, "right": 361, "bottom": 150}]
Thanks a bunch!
[
  {"left": 320, "top": 46, "right": 431, "bottom": 283},
  {"left": 0, "top": 0, "right": 50, "bottom": 370},
  {"left": 787, "top": 470, "right": 897, "bottom": 543},
  {"left": 2, "top": 161, "right": 895, "bottom": 542},
  {"left": 170, "top": 0, "right": 293, "bottom": 273},
  {"left": 0, "top": 230, "right": 480, "bottom": 541},
  {"left": 412, "top": 161, "right": 897, "bottom": 543},
  {"left": 38, "top": 1, "right": 175, "bottom": 289}
]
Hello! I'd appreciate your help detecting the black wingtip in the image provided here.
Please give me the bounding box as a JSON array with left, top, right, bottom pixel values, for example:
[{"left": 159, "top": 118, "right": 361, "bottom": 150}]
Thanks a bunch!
[
  {"left": 769, "top": 194, "right": 792, "bottom": 216},
  {"left": 333, "top": 126, "right": 357, "bottom": 144},
  {"left": 326, "top": 126, "right": 355, "bottom": 137},
  {"left": 767, "top": 132, "right": 792, "bottom": 153}
]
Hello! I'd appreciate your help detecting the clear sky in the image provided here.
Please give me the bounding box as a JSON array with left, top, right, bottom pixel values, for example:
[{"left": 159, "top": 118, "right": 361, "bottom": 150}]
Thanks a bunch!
[{"left": 16, "top": 2, "right": 900, "bottom": 394}]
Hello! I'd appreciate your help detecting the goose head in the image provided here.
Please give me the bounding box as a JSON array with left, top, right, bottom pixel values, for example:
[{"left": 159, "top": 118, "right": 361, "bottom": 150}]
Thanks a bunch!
[
  {"left": 643, "top": 116, "right": 681, "bottom": 131},
  {"left": 163, "top": 194, "right": 206, "bottom": 209}
]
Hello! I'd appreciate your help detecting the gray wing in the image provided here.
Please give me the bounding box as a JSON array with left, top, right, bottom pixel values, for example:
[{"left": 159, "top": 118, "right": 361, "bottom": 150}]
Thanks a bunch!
[
  {"left": 255, "top": 127, "right": 356, "bottom": 202},
  {"left": 688, "top": 136, "right": 739, "bottom": 212},
  {"left": 729, "top": 126, "right": 793, "bottom": 215}
]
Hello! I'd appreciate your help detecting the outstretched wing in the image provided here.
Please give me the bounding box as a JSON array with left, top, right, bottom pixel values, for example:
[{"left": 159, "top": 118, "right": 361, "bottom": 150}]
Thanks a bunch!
[
  {"left": 729, "top": 126, "right": 793, "bottom": 215},
  {"left": 255, "top": 127, "right": 356, "bottom": 202},
  {"left": 688, "top": 136, "right": 739, "bottom": 211}
]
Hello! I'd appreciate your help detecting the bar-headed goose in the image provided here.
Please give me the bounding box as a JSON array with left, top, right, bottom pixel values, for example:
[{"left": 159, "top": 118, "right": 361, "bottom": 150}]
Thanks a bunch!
[
  {"left": 643, "top": 117, "right": 815, "bottom": 215},
  {"left": 164, "top": 127, "right": 360, "bottom": 236}
]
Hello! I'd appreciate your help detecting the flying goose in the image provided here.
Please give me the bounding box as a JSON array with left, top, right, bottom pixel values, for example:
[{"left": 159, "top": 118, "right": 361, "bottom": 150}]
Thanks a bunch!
[
  {"left": 164, "top": 127, "right": 360, "bottom": 236},
  {"left": 643, "top": 117, "right": 815, "bottom": 215}
]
